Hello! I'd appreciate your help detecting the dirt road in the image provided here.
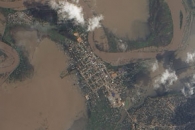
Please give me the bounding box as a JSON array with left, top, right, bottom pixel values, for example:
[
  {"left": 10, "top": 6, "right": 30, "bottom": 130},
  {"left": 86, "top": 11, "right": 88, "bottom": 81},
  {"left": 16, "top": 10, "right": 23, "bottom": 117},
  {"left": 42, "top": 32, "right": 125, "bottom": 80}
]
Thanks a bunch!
[{"left": 88, "top": 0, "right": 187, "bottom": 66}]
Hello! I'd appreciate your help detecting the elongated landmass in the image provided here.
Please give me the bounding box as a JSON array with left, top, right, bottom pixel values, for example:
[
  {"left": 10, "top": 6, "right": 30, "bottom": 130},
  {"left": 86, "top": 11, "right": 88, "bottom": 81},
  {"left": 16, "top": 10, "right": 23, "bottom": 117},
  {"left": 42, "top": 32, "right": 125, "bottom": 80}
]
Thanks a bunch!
[
  {"left": 0, "top": 41, "right": 19, "bottom": 85},
  {"left": 88, "top": 0, "right": 187, "bottom": 66}
]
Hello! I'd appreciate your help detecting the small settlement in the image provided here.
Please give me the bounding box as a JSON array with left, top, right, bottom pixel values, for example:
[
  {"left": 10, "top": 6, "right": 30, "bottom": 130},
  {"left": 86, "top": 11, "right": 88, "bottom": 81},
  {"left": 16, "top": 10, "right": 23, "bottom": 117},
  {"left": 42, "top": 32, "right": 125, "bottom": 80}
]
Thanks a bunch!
[{"left": 68, "top": 32, "right": 124, "bottom": 108}]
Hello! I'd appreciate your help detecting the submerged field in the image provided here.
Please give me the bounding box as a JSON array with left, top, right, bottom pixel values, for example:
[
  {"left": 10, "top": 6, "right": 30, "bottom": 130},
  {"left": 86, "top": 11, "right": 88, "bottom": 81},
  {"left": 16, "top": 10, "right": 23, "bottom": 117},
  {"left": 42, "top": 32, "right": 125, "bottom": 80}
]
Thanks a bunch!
[
  {"left": 0, "top": 8, "right": 86, "bottom": 129},
  {"left": 93, "top": 0, "right": 149, "bottom": 40},
  {"left": 0, "top": 36, "right": 86, "bottom": 130},
  {"left": 0, "top": 0, "right": 191, "bottom": 130},
  {"left": 95, "top": 0, "right": 173, "bottom": 52}
]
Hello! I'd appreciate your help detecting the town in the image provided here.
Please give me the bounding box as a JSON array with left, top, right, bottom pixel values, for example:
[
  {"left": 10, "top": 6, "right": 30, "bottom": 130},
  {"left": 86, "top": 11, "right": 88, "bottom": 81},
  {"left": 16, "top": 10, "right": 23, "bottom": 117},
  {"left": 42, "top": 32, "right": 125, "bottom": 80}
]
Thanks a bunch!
[{"left": 68, "top": 32, "right": 124, "bottom": 108}]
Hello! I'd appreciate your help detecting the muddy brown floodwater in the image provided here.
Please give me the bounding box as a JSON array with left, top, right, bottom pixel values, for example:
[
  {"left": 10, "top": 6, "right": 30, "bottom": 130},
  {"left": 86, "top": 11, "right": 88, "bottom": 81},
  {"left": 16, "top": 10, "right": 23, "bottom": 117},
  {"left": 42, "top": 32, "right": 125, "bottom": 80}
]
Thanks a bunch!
[
  {"left": 0, "top": 0, "right": 26, "bottom": 10},
  {"left": 88, "top": 0, "right": 150, "bottom": 40},
  {"left": 95, "top": 0, "right": 149, "bottom": 39},
  {"left": 12, "top": 28, "right": 39, "bottom": 62},
  {"left": 88, "top": 0, "right": 187, "bottom": 66},
  {"left": 0, "top": 38, "right": 86, "bottom": 130}
]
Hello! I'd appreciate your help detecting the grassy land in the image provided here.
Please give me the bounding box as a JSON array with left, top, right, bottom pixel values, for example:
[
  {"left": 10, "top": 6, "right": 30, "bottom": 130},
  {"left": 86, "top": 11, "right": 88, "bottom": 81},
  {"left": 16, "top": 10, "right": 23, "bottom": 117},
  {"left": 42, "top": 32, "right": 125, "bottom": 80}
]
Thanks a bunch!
[
  {"left": 0, "top": 7, "right": 16, "bottom": 17},
  {"left": 8, "top": 46, "right": 34, "bottom": 82},
  {"left": 128, "top": 0, "right": 173, "bottom": 49},
  {"left": 103, "top": 27, "right": 118, "bottom": 52},
  {"left": 0, "top": 50, "right": 6, "bottom": 58},
  {"left": 47, "top": 29, "right": 67, "bottom": 43},
  {"left": 2, "top": 24, "right": 14, "bottom": 46},
  {"left": 104, "top": 0, "right": 173, "bottom": 52},
  {"left": 86, "top": 89, "right": 121, "bottom": 130},
  {"left": 2, "top": 23, "right": 34, "bottom": 82}
]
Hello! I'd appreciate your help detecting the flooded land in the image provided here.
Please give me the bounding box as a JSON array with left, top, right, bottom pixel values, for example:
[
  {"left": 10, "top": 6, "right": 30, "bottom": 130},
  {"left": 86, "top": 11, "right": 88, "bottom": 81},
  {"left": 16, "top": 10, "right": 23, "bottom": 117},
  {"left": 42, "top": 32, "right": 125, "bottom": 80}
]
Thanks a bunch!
[
  {"left": 0, "top": 29, "right": 86, "bottom": 130},
  {"left": 0, "top": 0, "right": 195, "bottom": 130},
  {"left": 87, "top": 0, "right": 186, "bottom": 66},
  {"left": 93, "top": 0, "right": 149, "bottom": 40},
  {"left": 0, "top": 12, "right": 5, "bottom": 38}
]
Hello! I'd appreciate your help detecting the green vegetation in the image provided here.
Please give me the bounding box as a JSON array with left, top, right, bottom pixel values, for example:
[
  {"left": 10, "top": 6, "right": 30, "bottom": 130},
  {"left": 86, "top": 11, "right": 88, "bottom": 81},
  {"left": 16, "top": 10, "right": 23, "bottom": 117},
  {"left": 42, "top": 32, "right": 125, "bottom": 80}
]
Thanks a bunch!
[
  {"left": 47, "top": 23, "right": 86, "bottom": 44},
  {"left": 2, "top": 24, "right": 14, "bottom": 46},
  {"left": 0, "top": 7, "right": 16, "bottom": 17},
  {"left": 127, "top": 0, "right": 173, "bottom": 49},
  {"left": 105, "top": 60, "right": 149, "bottom": 88},
  {"left": 185, "top": 0, "right": 195, "bottom": 10},
  {"left": 47, "top": 29, "right": 68, "bottom": 43},
  {"left": 184, "top": 0, "right": 195, "bottom": 14},
  {"left": 86, "top": 90, "right": 120, "bottom": 130},
  {"left": 8, "top": 47, "right": 34, "bottom": 82},
  {"left": 180, "top": 11, "right": 183, "bottom": 29},
  {"left": 2, "top": 23, "right": 29, "bottom": 45},
  {"left": 104, "top": 0, "right": 173, "bottom": 52},
  {"left": 2, "top": 23, "right": 34, "bottom": 82},
  {"left": 0, "top": 8, "right": 85, "bottom": 81},
  {"left": 122, "top": 61, "right": 149, "bottom": 87},
  {"left": 103, "top": 27, "right": 118, "bottom": 52},
  {"left": 27, "top": 6, "right": 58, "bottom": 24},
  {"left": 0, "top": 50, "right": 6, "bottom": 58}
]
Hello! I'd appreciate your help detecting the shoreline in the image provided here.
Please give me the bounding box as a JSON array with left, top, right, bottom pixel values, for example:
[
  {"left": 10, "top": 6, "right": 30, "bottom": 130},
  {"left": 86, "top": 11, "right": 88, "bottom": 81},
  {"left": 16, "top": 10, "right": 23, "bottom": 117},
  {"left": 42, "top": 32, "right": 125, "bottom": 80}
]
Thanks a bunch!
[{"left": 87, "top": 0, "right": 187, "bottom": 66}]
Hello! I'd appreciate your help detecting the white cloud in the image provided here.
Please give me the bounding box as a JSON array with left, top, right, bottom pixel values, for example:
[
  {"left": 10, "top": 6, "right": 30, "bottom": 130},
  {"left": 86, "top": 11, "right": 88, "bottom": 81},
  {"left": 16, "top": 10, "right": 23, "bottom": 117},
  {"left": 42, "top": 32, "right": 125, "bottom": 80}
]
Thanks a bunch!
[
  {"left": 49, "top": 0, "right": 105, "bottom": 32},
  {"left": 186, "top": 52, "right": 195, "bottom": 63},
  {"left": 49, "top": 0, "right": 59, "bottom": 9},
  {"left": 154, "top": 69, "right": 178, "bottom": 89},
  {"left": 151, "top": 60, "right": 159, "bottom": 72},
  {"left": 72, "top": 0, "right": 79, "bottom": 4},
  {"left": 181, "top": 83, "right": 195, "bottom": 97},
  {"left": 49, "top": 0, "right": 84, "bottom": 25},
  {"left": 182, "top": 74, "right": 195, "bottom": 97},
  {"left": 87, "top": 15, "right": 104, "bottom": 31}
]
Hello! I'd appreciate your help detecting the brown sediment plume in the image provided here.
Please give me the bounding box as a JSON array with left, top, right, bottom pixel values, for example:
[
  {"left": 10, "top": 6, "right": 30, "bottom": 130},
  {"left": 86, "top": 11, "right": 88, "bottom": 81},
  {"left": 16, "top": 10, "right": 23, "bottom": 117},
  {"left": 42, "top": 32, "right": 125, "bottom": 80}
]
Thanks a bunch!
[
  {"left": 92, "top": 0, "right": 150, "bottom": 40},
  {"left": 88, "top": 0, "right": 187, "bottom": 66},
  {"left": 0, "top": 38, "right": 86, "bottom": 130}
]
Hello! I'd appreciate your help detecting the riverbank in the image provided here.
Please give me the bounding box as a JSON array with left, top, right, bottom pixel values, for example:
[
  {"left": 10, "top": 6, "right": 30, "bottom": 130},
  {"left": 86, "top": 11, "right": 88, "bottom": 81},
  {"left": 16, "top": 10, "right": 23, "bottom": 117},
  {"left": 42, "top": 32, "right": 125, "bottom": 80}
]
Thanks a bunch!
[{"left": 88, "top": 0, "right": 187, "bottom": 66}]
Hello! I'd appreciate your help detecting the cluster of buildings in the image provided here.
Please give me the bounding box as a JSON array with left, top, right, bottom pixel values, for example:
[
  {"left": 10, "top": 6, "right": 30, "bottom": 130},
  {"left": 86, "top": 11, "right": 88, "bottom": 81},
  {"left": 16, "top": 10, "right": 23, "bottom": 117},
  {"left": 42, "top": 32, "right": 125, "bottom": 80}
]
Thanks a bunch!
[
  {"left": 68, "top": 32, "right": 124, "bottom": 108},
  {"left": 8, "top": 11, "right": 33, "bottom": 25},
  {"left": 7, "top": 11, "right": 124, "bottom": 108}
]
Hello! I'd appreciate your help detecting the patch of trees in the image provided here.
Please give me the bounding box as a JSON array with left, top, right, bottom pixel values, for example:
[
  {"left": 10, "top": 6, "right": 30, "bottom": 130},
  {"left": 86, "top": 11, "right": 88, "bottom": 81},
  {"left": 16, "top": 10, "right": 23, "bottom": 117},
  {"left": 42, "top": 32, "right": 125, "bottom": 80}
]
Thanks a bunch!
[
  {"left": 180, "top": 11, "right": 183, "bottom": 29},
  {"left": 121, "top": 62, "right": 150, "bottom": 88},
  {"left": 104, "top": 0, "right": 173, "bottom": 52},
  {"left": 0, "top": 50, "right": 6, "bottom": 57},
  {"left": 172, "top": 97, "right": 195, "bottom": 126},
  {"left": 0, "top": 7, "right": 16, "bottom": 17},
  {"left": 125, "top": 0, "right": 173, "bottom": 49},
  {"left": 2, "top": 24, "right": 34, "bottom": 82},
  {"left": 24, "top": 2, "right": 58, "bottom": 24},
  {"left": 146, "top": 0, "right": 173, "bottom": 46},
  {"left": 8, "top": 47, "right": 34, "bottom": 82},
  {"left": 102, "top": 27, "right": 118, "bottom": 52},
  {"left": 86, "top": 89, "right": 121, "bottom": 130}
]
